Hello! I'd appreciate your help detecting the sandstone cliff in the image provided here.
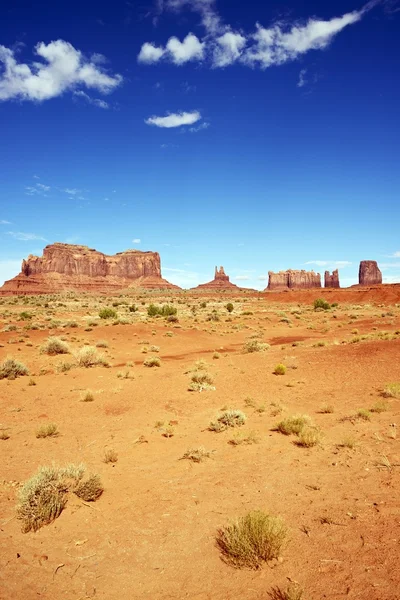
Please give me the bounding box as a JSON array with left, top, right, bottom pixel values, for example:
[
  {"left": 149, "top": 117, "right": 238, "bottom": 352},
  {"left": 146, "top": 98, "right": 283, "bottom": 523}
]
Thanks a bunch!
[
  {"left": 267, "top": 270, "right": 321, "bottom": 291},
  {"left": 358, "top": 261, "right": 382, "bottom": 286},
  {"left": 324, "top": 269, "right": 340, "bottom": 288},
  {"left": 0, "top": 243, "right": 179, "bottom": 294}
]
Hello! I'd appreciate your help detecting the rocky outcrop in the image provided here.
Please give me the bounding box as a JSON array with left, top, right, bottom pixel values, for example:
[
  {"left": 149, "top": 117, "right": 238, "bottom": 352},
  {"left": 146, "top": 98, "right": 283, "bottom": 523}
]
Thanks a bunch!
[
  {"left": 192, "top": 266, "right": 241, "bottom": 290},
  {"left": 324, "top": 269, "right": 340, "bottom": 288},
  {"left": 0, "top": 243, "right": 179, "bottom": 294},
  {"left": 359, "top": 261, "right": 382, "bottom": 286},
  {"left": 267, "top": 270, "right": 321, "bottom": 291}
]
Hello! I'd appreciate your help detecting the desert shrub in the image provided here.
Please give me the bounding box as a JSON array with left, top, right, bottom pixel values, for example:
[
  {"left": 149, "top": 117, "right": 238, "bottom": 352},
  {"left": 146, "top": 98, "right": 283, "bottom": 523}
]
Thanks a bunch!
[
  {"left": 243, "top": 340, "right": 270, "bottom": 353},
  {"left": 103, "top": 449, "right": 118, "bottom": 463},
  {"left": 274, "top": 364, "right": 286, "bottom": 375},
  {"left": 382, "top": 383, "right": 400, "bottom": 398},
  {"left": 75, "top": 346, "right": 108, "bottom": 368},
  {"left": 99, "top": 308, "right": 117, "bottom": 319},
  {"left": 40, "top": 336, "right": 70, "bottom": 355},
  {"left": 206, "top": 310, "right": 220, "bottom": 322},
  {"left": 210, "top": 409, "right": 246, "bottom": 432},
  {"left": 147, "top": 304, "right": 177, "bottom": 317},
  {"left": 319, "top": 404, "right": 334, "bottom": 414},
  {"left": 0, "top": 357, "right": 29, "bottom": 380},
  {"left": 129, "top": 304, "right": 138, "bottom": 312},
  {"left": 313, "top": 298, "right": 330, "bottom": 311},
  {"left": 200, "top": 301, "right": 207, "bottom": 308},
  {"left": 370, "top": 401, "right": 389, "bottom": 413},
  {"left": 16, "top": 464, "right": 102, "bottom": 532},
  {"left": 269, "top": 584, "right": 305, "bottom": 600},
  {"left": 0, "top": 431, "right": 10, "bottom": 440},
  {"left": 56, "top": 360, "right": 73, "bottom": 373},
  {"left": 226, "top": 303, "right": 234, "bottom": 313},
  {"left": 216, "top": 510, "right": 287, "bottom": 569},
  {"left": 357, "top": 408, "right": 372, "bottom": 421},
  {"left": 81, "top": 390, "right": 95, "bottom": 402},
  {"left": 188, "top": 371, "right": 214, "bottom": 391},
  {"left": 167, "top": 314, "right": 179, "bottom": 322},
  {"left": 213, "top": 351, "right": 221, "bottom": 359},
  {"left": 95, "top": 340, "right": 108, "bottom": 348},
  {"left": 36, "top": 423, "right": 59, "bottom": 438},
  {"left": 229, "top": 430, "right": 259, "bottom": 445},
  {"left": 143, "top": 356, "right": 161, "bottom": 367},
  {"left": 276, "top": 415, "right": 312, "bottom": 436},
  {"left": 19, "top": 311, "right": 32, "bottom": 321},
  {"left": 296, "top": 427, "right": 321, "bottom": 447},
  {"left": 181, "top": 447, "right": 212, "bottom": 462}
]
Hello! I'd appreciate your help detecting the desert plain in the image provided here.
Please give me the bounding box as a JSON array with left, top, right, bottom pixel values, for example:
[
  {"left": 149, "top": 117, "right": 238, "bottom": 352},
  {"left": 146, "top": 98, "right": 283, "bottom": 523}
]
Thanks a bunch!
[{"left": 1, "top": 285, "right": 400, "bottom": 600}]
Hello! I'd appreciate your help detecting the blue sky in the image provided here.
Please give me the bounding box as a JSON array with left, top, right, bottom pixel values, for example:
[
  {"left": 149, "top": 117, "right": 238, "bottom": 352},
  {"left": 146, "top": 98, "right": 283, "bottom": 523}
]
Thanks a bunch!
[{"left": 0, "top": 0, "right": 399, "bottom": 289}]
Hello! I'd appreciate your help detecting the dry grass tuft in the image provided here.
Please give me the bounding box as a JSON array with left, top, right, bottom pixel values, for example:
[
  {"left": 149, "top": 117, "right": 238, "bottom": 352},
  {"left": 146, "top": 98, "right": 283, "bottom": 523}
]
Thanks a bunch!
[
  {"left": 268, "top": 584, "right": 305, "bottom": 600},
  {"left": 210, "top": 409, "right": 246, "bottom": 432},
  {"left": 229, "top": 430, "right": 259, "bottom": 445},
  {"left": 143, "top": 356, "right": 161, "bottom": 367},
  {"left": 81, "top": 390, "right": 95, "bottom": 402},
  {"left": 243, "top": 340, "right": 270, "bottom": 353},
  {"left": 74, "top": 474, "right": 104, "bottom": 501},
  {"left": 216, "top": 510, "right": 287, "bottom": 569},
  {"left": 382, "top": 382, "right": 400, "bottom": 398},
  {"left": 275, "top": 415, "right": 312, "bottom": 436},
  {"left": 0, "top": 357, "right": 29, "bottom": 380},
  {"left": 181, "top": 447, "right": 212, "bottom": 462},
  {"left": 35, "top": 423, "right": 59, "bottom": 438},
  {"left": 370, "top": 401, "right": 389, "bottom": 413},
  {"left": 188, "top": 371, "right": 214, "bottom": 392},
  {"left": 40, "top": 336, "right": 70, "bottom": 355},
  {"left": 75, "top": 346, "right": 109, "bottom": 368},
  {"left": 295, "top": 427, "right": 322, "bottom": 447},
  {"left": 16, "top": 463, "right": 102, "bottom": 532},
  {"left": 103, "top": 449, "right": 118, "bottom": 463},
  {"left": 319, "top": 404, "right": 334, "bottom": 414}
]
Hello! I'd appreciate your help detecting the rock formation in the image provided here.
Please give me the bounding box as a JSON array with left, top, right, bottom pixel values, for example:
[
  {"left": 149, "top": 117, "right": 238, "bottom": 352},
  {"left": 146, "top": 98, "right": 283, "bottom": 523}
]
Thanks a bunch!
[
  {"left": 192, "top": 266, "right": 241, "bottom": 290},
  {"left": 267, "top": 270, "right": 321, "bottom": 291},
  {"left": 359, "top": 260, "right": 382, "bottom": 286},
  {"left": 324, "top": 269, "right": 340, "bottom": 288},
  {"left": 0, "top": 243, "right": 179, "bottom": 294}
]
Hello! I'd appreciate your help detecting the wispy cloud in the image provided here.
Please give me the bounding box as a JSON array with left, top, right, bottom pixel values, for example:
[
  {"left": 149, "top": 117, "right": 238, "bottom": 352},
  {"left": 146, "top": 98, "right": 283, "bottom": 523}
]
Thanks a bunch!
[
  {"left": 25, "top": 183, "right": 49, "bottom": 196},
  {"left": 132, "top": 238, "right": 141, "bottom": 244},
  {"left": 163, "top": 265, "right": 201, "bottom": 288},
  {"left": 6, "top": 231, "right": 48, "bottom": 242},
  {"left": 297, "top": 68, "right": 307, "bottom": 87},
  {"left": 305, "top": 260, "right": 352, "bottom": 268},
  {"left": 235, "top": 275, "right": 250, "bottom": 281},
  {"left": 63, "top": 188, "right": 81, "bottom": 195},
  {"left": 189, "top": 121, "right": 210, "bottom": 133},
  {"left": 145, "top": 110, "right": 201, "bottom": 128},
  {"left": 140, "top": 1, "right": 382, "bottom": 69},
  {"left": 73, "top": 90, "right": 110, "bottom": 109},
  {"left": 387, "top": 251, "right": 400, "bottom": 258},
  {"left": 258, "top": 274, "right": 269, "bottom": 280},
  {"left": 36, "top": 183, "right": 50, "bottom": 191},
  {"left": 0, "top": 40, "right": 122, "bottom": 103},
  {"left": 0, "top": 219, "right": 11, "bottom": 224}
]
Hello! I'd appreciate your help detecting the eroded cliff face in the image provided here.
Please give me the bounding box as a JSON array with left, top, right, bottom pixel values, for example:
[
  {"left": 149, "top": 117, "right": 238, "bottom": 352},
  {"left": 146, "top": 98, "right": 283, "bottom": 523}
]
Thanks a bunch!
[
  {"left": 267, "top": 270, "right": 321, "bottom": 291},
  {"left": 1, "top": 243, "right": 178, "bottom": 294},
  {"left": 359, "top": 261, "right": 382, "bottom": 286},
  {"left": 325, "top": 269, "right": 340, "bottom": 288}
]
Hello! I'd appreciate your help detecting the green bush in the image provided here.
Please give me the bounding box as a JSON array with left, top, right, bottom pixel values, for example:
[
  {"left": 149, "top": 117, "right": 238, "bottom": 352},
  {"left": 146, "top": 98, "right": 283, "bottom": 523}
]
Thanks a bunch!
[
  {"left": 313, "top": 298, "right": 330, "bottom": 311},
  {"left": 99, "top": 308, "right": 117, "bottom": 319},
  {"left": 147, "top": 304, "right": 177, "bottom": 317},
  {"left": 226, "top": 303, "right": 234, "bottom": 313},
  {"left": 129, "top": 304, "right": 138, "bottom": 313}
]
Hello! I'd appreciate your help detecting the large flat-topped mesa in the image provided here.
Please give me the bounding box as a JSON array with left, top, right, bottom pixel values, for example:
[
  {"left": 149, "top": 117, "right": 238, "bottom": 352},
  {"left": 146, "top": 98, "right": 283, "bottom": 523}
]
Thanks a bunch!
[
  {"left": 359, "top": 260, "right": 382, "bottom": 286},
  {"left": 267, "top": 269, "right": 321, "bottom": 291},
  {"left": 0, "top": 243, "right": 179, "bottom": 294}
]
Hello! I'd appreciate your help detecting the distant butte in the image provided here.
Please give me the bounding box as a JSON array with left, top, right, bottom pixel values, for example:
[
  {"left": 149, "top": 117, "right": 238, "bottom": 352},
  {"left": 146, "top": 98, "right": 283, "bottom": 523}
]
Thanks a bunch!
[
  {"left": 192, "top": 266, "right": 243, "bottom": 291},
  {"left": 267, "top": 269, "right": 321, "bottom": 291},
  {"left": 359, "top": 260, "right": 382, "bottom": 286},
  {"left": 0, "top": 243, "right": 179, "bottom": 295},
  {"left": 325, "top": 269, "right": 340, "bottom": 288}
]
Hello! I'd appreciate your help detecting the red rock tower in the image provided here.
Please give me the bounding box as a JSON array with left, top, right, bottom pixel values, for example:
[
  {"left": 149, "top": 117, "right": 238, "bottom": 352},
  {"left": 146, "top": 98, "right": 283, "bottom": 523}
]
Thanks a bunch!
[
  {"left": 359, "top": 261, "right": 382, "bottom": 285},
  {"left": 324, "top": 269, "right": 340, "bottom": 288},
  {"left": 214, "top": 266, "right": 230, "bottom": 283}
]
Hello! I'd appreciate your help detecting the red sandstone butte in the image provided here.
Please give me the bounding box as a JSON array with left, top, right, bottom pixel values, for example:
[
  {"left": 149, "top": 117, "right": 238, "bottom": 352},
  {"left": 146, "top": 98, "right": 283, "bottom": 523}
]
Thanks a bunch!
[
  {"left": 358, "top": 260, "right": 382, "bottom": 286},
  {"left": 267, "top": 270, "right": 321, "bottom": 291},
  {"left": 0, "top": 243, "right": 179, "bottom": 295},
  {"left": 192, "top": 266, "right": 241, "bottom": 290},
  {"left": 325, "top": 269, "right": 340, "bottom": 288}
]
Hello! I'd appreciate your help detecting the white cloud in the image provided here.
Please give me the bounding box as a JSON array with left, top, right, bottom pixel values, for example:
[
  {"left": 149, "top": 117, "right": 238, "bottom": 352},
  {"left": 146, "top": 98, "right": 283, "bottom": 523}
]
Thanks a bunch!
[
  {"left": 235, "top": 275, "right": 250, "bottom": 281},
  {"left": 0, "top": 219, "right": 11, "bottom": 224},
  {"left": 380, "top": 263, "right": 400, "bottom": 269},
  {"left": 132, "top": 238, "right": 141, "bottom": 244},
  {"left": 33, "top": 174, "right": 40, "bottom": 179},
  {"left": 145, "top": 110, "right": 201, "bottom": 128},
  {"left": 383, "top": 275, "right": 400, "bottom": 283},
  {"left": 36, "top": 183, "right": 50, "bottom": 191},
  {"left": 73, "top": 90, "right": 109, "bottom": 109},
  {"left": 258, "top": 275, "right": 269, "bottom": 280},
  {"left": 163, "top": 265, "right": 201, "bottom": 288},
  {"left": 0, "top": 259, "right": 22, "bottom": 286},
  {"left": 63, "top": 188, "right": 80, "bottom": 195},
  {"left": 140, "top": 2, "right": 379, "bottom": 70},
  {"left": 6, "top": 231, "right": 48, "bottom": 241},
  {"left": 138, "top": 34, "right": 204, "bottom": 65},
  {"left": 138, "top": 42, "right": 165, "bottom": 64},
  {"left": 0, "top": 40, "right": 122, "bottom": 103},
  {"left": 297, "top": 68, "right": 307, "bottom": 87},
  {"left": 212, "top": 31, "right": 247, "bottom": 67},
  {"left": 388, "top": 251, "right": 400, "bottom": 258},
  {"left": 305, "top": 260, "right": 352, "bottom": 268},
  {"left": 189, "top": 121, "right": 209, "bottom": 133}
]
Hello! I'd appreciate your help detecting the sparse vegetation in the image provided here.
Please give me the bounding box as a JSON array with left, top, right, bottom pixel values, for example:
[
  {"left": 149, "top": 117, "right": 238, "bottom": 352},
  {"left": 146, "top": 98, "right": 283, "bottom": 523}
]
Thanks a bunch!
[
  {"left": 382, "top": 382, "right": 400, "bottom": 398},
  {"left": 147, "top": 303, "right": 177, "bottom": 317},
  {"left": 75, "top": 346, "right": 108, "bottom": 368},
  {"left": 143, "top": 356, "right": 161, "bottom": 367},
  {"left": 40, "top": 336, "right": 70, "bottom": 355},
  {"left": 16, "top": 464, "right": 102, "bottom": 532},
  {"left": 243, "top": 340, "right": 270, "bottom": 353},
  {"left": 103, "top": 449, "right": 118, "bottom": 463},
  {"left": 99, "top": 307, "right": 117, "bottom": 319},
  {"left": 313, "top": 298, "right": 330, "bottom": 311},
  {"left": 229, "top": 430, "right": 259, "bottom": 445},
  {"left": 216, "top": 510, "right": 287, "bottom": 569},
  {"left": 0, "top": 357, "right": 29, "bottom": 380},
  {"left": 276, "top": 415, "right": 312, "bottom": 436},
  {"left": 295, "top": 426, "right": 322, "bottom": 447},
  {"left": 181, "top": 447, "right": 213, "bottom": 462},
  {"left": 210, "top": 409, "right": 246, "bottom": 432},
  {"left": 36, "top": 423, "right": 59, "bottom": 438},
  {"left": 188, "top": 371, "right": 214, "bottom": 391},
  {"left": 274, "top": 363, "right": 286, "bottom": 375},
  {"left": 81, "top": 390, "right": 95, "bottom": 402}
]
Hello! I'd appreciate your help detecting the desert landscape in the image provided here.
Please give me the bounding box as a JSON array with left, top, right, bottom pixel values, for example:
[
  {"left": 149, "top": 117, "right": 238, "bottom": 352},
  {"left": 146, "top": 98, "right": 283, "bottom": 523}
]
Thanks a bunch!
[{"left": 1, "top": 245, "right": 400, "bottom": 600}]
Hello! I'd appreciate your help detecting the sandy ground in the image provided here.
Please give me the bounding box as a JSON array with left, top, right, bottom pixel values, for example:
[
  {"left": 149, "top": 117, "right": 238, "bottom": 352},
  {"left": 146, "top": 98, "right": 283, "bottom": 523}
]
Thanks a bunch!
[{"left": 1, "top": 289, "right": 400, "bottom": 599}]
